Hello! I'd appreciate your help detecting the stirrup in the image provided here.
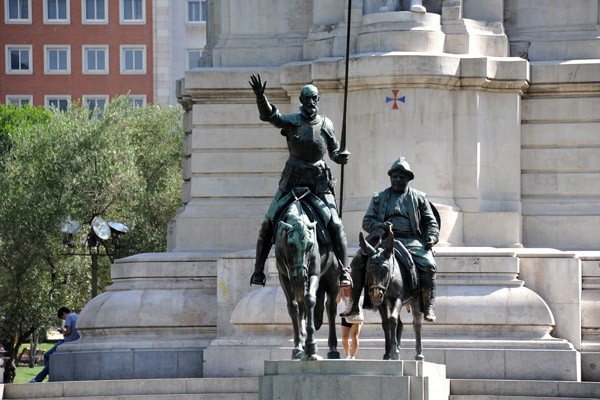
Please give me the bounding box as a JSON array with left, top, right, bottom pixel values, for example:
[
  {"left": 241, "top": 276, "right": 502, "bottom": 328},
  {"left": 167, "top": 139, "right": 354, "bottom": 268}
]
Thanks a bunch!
[
  {"left": 340, "top": 306, "right": 360, "bottom": 318},
  {"left": 339, "top": 272, "right": 353, "bottom": 288},
  {"left": 250, "top": 270, "right": 266, "bottom": 286}
]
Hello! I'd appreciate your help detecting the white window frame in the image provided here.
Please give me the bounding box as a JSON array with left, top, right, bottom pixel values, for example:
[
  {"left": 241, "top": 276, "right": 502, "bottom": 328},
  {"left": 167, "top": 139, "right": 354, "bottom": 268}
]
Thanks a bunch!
[
  {"left": 44, "top": 45, "right": 71, "bottom": 75},
  {"left": 127, "top": 95, "right": 146, "bottom": 109},
  {"left": 120, "top": 45, "right": 146, "bottom": 74},
  {"left": 83, "top": 95, "right": 109, "bottom": 118},
  {"left": 45, "top": 95, "right": 71, "bottom": 111},
  {"left": 120, "top": 0, "right": 145, "bottom": 24},
  {"left": 82, "top": 0, "right": 108, "bottom": 24},
  {"left": 5, "top": 45, "right": 33, "bottom": 75},
  {"left": 4, "top": 0, "right": 32, "bottom": 24},
  {"left": 82, "top": 45, "right": 109, "bottom": 74},
  {"left": 186, "top": 49, "right": 202, "bottom": 71},
  {"left": 44, "top": 0, "right": 70, "bottom": 24},
  {"left": 6, "top": 95, "right": 33, "bottom": 107},
  {"left": 186, "top": 0, "right": 206, "bottom": 24}
]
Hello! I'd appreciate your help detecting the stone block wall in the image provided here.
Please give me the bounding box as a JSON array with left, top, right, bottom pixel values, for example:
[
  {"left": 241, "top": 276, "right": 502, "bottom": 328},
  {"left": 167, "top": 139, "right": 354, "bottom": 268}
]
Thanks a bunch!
[{"left": 521, "top": 62, "right": 600, "bottom": 249}]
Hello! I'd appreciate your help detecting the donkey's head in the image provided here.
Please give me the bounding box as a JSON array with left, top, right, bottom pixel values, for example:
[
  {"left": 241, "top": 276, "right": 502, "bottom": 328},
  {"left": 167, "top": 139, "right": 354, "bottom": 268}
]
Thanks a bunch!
[{"left": 360, "top": 231, "right": 395, "bottom": 307}]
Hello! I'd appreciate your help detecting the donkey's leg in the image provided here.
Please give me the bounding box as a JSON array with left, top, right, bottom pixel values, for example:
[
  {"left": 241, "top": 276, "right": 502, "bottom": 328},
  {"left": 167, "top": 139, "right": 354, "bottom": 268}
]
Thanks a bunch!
[
  {"left": 379, "top": 304, "right": 392, "bottom": 360},
  {"left": 412, "top": 299, "right": 424, "bottom": 360},
  {"left": 326, "top": 284, "right": 340, "bottom": 359},
  {"left": 389, "top": 298, "right": 402, "bottom": 360},
  {"left": 303, "top": 274, "right": 321, "bottom": 359},
  {"left": 279, "top": 271, "right": 304, "bottom": 360}
]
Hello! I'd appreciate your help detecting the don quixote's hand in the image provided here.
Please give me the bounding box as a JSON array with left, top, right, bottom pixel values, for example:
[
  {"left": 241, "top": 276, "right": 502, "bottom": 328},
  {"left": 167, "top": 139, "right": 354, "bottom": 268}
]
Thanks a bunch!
[{"left": 249, "top": 74, "right": 267, "bottom": 97}]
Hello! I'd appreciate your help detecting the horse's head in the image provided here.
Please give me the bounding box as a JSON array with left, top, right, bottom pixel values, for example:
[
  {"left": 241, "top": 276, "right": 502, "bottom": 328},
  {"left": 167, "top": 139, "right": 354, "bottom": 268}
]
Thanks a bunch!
[
  {"left": 359, "top": 231, "right": 395, "bottom": 307},
  {"left": 279, "top": 205, "right": 318, "bottom": 303}
]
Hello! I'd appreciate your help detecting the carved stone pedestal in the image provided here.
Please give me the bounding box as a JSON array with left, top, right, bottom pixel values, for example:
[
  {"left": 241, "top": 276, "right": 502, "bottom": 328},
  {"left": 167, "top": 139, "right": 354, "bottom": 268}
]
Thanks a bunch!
[
  {"left": 358, "top": 11, "right": 445, "bottom": 53},
  {"left": 259, "top": 360, "right": 449, "bottom": 400}
]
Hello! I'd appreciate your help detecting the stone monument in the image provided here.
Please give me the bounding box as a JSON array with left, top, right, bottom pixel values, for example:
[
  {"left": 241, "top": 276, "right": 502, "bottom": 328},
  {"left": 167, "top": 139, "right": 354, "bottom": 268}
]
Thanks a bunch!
[{"left": 51, "top": 0, "right": 600, "bottom": 384}]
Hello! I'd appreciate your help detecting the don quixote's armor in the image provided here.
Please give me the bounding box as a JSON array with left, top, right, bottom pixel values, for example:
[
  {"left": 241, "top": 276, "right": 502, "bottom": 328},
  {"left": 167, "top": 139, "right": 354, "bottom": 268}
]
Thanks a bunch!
[{"left": 249, "top": 74, "right": 352, "bottom": 288}]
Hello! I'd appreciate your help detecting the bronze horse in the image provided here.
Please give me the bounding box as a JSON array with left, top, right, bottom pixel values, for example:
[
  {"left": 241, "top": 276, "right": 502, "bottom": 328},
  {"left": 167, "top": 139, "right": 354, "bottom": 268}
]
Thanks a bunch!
[
  {"left": 359, "top": 231, "right": 424, "bottom": 361},
  {"left": 275, "top": 197, "right": 341, "bottom": 360}
]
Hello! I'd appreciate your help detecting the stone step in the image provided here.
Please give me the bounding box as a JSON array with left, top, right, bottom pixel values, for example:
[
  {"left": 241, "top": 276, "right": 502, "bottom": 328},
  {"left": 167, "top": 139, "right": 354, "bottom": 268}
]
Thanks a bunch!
[
  {"left": 449, "top": 379, "right": 600, "bottom": 399},
  {"left": 451, "top": 397, "right": 596, "bottom": 400},
  {"left": 2, "top": 395, "right": 257, "bottom": 400},
  {"left": 1, "top": 378, "right": 258, "bottom": 400}
]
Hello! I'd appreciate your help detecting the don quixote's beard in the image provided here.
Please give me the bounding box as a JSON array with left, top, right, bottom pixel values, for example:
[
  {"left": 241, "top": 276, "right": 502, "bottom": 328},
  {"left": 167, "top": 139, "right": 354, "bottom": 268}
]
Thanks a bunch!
[{"left": 300, "top": 105, "right": 318, "bottom": 120}]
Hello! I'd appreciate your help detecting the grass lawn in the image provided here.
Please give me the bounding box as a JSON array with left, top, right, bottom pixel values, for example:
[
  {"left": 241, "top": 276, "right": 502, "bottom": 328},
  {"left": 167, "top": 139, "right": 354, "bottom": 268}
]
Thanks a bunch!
[
  {"left": 13, "top": 366, "right": 44, "bottom": 384},
  {"left": 10, "top": 342, "right": 58, "bottom": 384}
]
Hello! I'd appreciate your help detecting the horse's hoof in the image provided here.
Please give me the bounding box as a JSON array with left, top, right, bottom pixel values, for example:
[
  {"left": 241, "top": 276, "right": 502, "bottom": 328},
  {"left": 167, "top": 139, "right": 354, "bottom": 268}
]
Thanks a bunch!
[
  {"left": 383, "top": 355, "right": 391, "bottom": 361},
  {"left": 292, "top": 349, "right": 304, "bottom": 360},
  {"left": 304, "top": 343, "right": 318, "bottom": 355},
  {"left": 327, "top": 351, "right": 341, "bottom": 359},
  {"left": 391, "top": 353, "right": 400, "bottom": 361},
  {"left": 302, "top": 353, "right": 323, "bottom": 361},
  {"left": 415, "top": 353, "right": 425, "bottom": 361}
]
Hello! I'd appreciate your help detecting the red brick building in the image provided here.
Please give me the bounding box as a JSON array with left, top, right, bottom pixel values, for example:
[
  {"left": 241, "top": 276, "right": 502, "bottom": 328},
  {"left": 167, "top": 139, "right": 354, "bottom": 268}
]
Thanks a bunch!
[{"left": 0, "top": 0, "right": 153, "bottom": 110}]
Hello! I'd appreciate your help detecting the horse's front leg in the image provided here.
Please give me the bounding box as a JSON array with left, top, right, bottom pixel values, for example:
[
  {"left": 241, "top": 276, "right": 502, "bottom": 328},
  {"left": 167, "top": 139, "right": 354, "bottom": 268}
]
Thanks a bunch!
[
  {"left": 413, "top": 299, "right": 424, "bottom": 360},
  {"left": 303, "top": 274, "right": 321, "bottom": 360},
  {"left": 389, "top": 298, "right": 402, "bottom": 360},
  {"left": 279, "top": 271, "right": 304, "bottom": 360},
  {"left": 326, "top": 287, "right": 340, "bottom": 359},
  {"left": 378, "top": 304, "right": 392, "bottom": 360}
]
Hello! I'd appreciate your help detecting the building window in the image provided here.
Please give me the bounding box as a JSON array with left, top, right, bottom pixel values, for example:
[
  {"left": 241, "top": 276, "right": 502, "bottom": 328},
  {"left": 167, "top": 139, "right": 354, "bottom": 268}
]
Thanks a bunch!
[
  {"left": 83, "top": 0, "right": 107, "bottom": 23},
  {"left": 83, "top": 45, "right": 108, "bottom": 74},
  {"left": 45, "top": 45, "right": 71, "bottom": 74},
  {"left": 83, "top": 95, "right": 108, "bottom": 118},
  {"left": 186, "top": 50, "right": 202, "bottom": 70},
  {"left": 45, "top": 95, "right": 71, "bottom": 111},
  {"left": 44, "top": 0, "right": 70, "bottom": 23},
  {"left": 120, "top": 46, "right": 146, "bottom": 74},
  {"left": 120, "top": 0, "right": 145, "bottom": 23},
  {"left": 128, "top": 95, "right": 146, "bottom": 109},
  {"left": 187, "top": 0, "right": 206, "bottom": 23},
  {"left": 6, "top": 45, "right": 33, "bottom": 74},
  {"left": 6, "top": 95, "right": 32, "bottom": 107},
  {"left": 5, "top": 0, "right": 31, "bottom": 23}
]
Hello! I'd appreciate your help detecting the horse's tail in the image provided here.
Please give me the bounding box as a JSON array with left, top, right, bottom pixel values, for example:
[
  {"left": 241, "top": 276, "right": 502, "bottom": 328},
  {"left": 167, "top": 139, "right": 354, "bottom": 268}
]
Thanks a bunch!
[{"left": 314, "top": 285, "right": 325, "bottom": 330}]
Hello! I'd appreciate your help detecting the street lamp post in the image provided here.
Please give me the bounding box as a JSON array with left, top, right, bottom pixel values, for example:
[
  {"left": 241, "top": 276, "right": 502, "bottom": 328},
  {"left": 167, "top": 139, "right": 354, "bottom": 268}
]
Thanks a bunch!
[{"left": 60, "top": 216, "right": 129, "bottom": 298}]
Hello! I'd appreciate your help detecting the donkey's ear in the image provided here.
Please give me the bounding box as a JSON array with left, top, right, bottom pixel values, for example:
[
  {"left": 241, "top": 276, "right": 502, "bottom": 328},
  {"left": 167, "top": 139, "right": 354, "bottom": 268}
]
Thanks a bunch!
[
  {"left": 384, "top": 231, "right": 394, "bottom": 258},
  {"left": 359, "top": 232, "right": 376, "bottom": 256},
  {"left": 279, "top": 221, "right": 293, "bottom": 231}
]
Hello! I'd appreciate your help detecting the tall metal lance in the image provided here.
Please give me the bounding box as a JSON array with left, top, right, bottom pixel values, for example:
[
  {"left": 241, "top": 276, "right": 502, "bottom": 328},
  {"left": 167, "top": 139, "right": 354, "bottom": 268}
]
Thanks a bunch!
[{"left": 338, "top": 0, "right": 352, "bottom": 217}]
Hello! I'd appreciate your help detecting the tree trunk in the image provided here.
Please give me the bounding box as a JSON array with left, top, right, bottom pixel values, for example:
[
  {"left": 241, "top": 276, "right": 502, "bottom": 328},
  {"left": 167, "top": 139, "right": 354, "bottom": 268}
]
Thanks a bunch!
[{"left": 28, "top": 329, "right": 39, "bottom": 368}]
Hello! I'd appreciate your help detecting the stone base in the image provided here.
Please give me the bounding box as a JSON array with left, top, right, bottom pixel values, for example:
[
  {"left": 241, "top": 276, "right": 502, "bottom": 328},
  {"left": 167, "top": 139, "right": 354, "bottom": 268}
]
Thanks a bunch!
[
  {"left": 50, "top": 348, "right": 204, "bottom": 381},
  {"left": 259, "top": 360, "right": 449, "bottom": 400},
  {"left": 582, "top": 351, "right": 600, "bottom": 382},
  {"left": 204, "top": 335, "right": 579, "bottom": 381},
  {"left": 50, "top": 252, "right": 218, "bottom": 382}
]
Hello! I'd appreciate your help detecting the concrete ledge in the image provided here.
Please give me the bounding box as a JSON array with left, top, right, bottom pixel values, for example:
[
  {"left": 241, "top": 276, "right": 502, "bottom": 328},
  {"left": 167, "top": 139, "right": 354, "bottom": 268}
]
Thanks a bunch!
[
  {"left": 259, "top": 360, "right": 448, "bottom": 400},
  {"left": 3, "top": 377, "right": 258, "bottom": 399},
  {"left": 50, "top": 348, "right": 204, "bottom": 381},
  {"left": 450, "top": 379, "right": 600, "bottom": 398}
]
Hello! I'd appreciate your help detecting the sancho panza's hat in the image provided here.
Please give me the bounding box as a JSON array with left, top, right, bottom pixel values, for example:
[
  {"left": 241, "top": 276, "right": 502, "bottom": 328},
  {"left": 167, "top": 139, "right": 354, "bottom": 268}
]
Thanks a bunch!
[{"left": 387, "top": 157, "right": 414, "bottom": 180}]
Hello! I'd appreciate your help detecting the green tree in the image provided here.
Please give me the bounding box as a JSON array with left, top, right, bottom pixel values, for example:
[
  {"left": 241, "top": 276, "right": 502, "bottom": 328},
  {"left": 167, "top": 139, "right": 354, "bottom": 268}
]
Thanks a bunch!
[
  {"left": 0, "top": 104, "right": 50, "bottom": 162},
  {"left": 0, "top": 98, "right": 183, "bottom": 382}
]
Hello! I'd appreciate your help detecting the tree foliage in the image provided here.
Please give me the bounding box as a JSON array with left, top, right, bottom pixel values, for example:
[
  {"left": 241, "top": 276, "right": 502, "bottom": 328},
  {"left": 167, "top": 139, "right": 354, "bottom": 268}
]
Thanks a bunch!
[{"left": 0, "top": 98, "right": 183, "bottom": 382}]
